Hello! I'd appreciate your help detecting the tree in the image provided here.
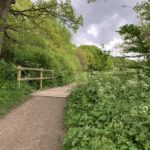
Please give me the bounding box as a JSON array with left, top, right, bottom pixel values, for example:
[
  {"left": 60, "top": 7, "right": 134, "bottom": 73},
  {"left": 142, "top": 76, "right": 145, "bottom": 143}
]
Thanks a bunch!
[
  {"left": 76, "top": 45, "right": 113, "bottom": 71},
  {"left": 135, "top": 1, "right": 150, "bottom": 54},
  {"left": 0, "top": 0, "right": 15, "bottom": 54},
  {"left": 118, "top": 0, "right": 150, "bottom": 59},
  {"left": 0, "top": 0, "right": 86, "bottom": 56},
  {"left": 118, "top": 24, "right": 149, "bottom": 54},
  {"left": 0, "top": 0, "right": 98, "bottom": 56}
]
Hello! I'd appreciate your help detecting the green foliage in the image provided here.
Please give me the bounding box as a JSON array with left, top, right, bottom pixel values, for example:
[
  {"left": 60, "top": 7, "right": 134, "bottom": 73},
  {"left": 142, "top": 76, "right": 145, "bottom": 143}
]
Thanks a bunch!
[
  {"left": 0, "top": 60, "right": 16, "bottom": 81},
  {"left": 76, "top": 45, "right": 113, "bottom": 71},
  {"left": 0, "top": 60, "right": 32, "bottom": 117},
  {"left": 9, "top": 0, "right": 83, "bottom": 32},
  {"left": 63, "top": 71, "right": 150, "bottom": 149},
  {"left": 118, "top": 0, "right": 150, "bottom": 57},
  {"left": 118, "top": 24, "right": 149, "bottom": 54},
  {"left": 135, "top": 1, "right": 150, "bottom": 22},
  {"left": 111, "top": 56, "right": 140, "bottom": 71},
  {"left": 2, "top": 0, "right": 81, "bottom": 87},
  {"left": 0, "top": 81, "right": 32, "bottom": 117}
]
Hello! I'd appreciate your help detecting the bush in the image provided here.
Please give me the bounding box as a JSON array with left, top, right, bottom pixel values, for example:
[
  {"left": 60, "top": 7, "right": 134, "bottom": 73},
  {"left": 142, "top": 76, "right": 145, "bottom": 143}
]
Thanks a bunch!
[
  {"left": 3, "top": 44, "right": 80, "bottom": 87},
  {"left": 63, "top": 71, "right": 150, "bottom": 150}
]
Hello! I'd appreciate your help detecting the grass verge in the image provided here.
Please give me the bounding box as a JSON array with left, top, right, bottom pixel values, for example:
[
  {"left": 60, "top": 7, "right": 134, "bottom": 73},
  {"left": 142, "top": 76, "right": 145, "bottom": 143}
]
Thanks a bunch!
[{"left": 0, "top": 81, "right": 33, "bottom": 118}]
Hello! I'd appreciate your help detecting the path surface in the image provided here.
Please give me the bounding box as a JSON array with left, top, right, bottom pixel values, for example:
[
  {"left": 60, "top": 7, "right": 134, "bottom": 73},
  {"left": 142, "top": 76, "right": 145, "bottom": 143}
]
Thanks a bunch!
[{"left": 0, "top": 84, "right": 74, "bottom": 150}]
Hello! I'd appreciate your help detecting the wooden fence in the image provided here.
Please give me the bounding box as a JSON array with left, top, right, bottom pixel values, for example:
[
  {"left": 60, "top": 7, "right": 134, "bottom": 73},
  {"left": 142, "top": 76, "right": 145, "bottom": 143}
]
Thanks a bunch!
[{"left": 17, "top": 66, "right": 54, "bottom": 89}]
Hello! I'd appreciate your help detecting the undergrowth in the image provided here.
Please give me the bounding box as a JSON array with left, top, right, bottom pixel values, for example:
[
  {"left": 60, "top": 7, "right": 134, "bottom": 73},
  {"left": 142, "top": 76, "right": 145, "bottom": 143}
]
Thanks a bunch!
[
  {"left": 0, "top": 60, "right": 33, "bottom": 118},
  {"left": 63, "top": 71, "right": 150, "bottom": 150}
]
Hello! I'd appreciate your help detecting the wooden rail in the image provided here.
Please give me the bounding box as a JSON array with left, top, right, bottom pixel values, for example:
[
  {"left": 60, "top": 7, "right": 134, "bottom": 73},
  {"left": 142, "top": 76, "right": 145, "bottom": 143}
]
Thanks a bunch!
[{"left": 17, "top": 66, "right": 54, "bottom": 89}]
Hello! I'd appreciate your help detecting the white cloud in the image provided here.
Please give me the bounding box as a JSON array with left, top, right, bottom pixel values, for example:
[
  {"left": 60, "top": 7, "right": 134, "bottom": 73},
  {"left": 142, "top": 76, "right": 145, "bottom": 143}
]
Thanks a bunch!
[
  {"left": 87, "top": 24, "right": 99, "bottom": 37},
  {"left": 105, "top": 37, "right": 123, "bottom": 56},
  {"left": 107, "top": 37, "right": 123, "bottom": 49}
]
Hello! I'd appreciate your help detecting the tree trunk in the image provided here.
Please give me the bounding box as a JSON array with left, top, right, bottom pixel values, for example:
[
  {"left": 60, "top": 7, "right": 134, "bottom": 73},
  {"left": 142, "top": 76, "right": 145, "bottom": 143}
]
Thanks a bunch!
[{"left": 0, "top": 0, "right": 15, "bottom": 56}]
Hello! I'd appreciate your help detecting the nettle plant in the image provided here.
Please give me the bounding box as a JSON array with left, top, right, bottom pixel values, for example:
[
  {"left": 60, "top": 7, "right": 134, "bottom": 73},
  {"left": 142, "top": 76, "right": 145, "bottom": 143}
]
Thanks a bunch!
[{"left": 63, "top": 71, "right": 150, "bottom": 150}]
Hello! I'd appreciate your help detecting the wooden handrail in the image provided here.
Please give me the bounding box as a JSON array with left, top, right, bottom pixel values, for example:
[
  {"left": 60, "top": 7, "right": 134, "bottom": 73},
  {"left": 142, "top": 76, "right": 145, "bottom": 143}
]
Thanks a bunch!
[
  {"left": 17, "top": 66, "right": 54, "bottom": 72},
  {"left": 17, "top": 66, "right": 54, "bottom": 89},
  {"left": 17, "top": 77, "right": 54, "bottom": 81}
]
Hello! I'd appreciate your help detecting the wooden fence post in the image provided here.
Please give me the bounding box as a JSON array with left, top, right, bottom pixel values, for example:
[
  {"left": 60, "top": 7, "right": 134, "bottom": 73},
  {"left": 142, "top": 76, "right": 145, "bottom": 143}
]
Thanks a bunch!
[
  {"left": 17, "top": 66, "right": 21, "bottom": 88},
  {"left": 16, "top": 67, "right": 54, "bottom": 89},
  {"left": 40, "top": 68, "right": 43, "bottom": 89}
]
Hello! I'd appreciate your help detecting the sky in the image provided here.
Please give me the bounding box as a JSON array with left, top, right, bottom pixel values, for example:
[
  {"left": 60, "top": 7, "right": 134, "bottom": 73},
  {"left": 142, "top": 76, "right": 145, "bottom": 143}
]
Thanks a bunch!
[{"left": 71, "top": 0, "right": 142, "bottom": 56}]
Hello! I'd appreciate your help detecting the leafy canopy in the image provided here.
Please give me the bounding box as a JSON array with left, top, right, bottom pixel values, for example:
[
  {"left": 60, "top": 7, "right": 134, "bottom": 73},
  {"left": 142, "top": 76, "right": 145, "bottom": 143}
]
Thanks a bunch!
[
  {"left": 118, "top": 0, "right": 150, "bottom": 57},
  {"left": 76, "top": 45, "right": 113, "bottom": 71},
  {"left": 9, "top": 0, "right": 83, "bottom": 32}
]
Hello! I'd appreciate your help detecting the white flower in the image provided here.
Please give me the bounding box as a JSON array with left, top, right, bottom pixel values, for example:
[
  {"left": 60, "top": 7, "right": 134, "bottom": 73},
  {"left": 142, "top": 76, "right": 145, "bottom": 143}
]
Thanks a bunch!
[
  {"left": 139, "top": 104, "right": 149, "bottom": 114},
  {"left": 130, "top": 108, "right": 138, "bottom": 116},
  {"left": 98, "top": 87, "right": 105, "bottom": 95},
  {"left": 127, "top": 80, "right": 137, "bottom": 87},
  {"left": 129, "top": 96, "right": 134, "bottom": 100},
  {"left": 121, "top": 85, "right": 126, "bottom": 90},
  {"left": 114, "top": 120, "right": 123, "bottom": 128}
]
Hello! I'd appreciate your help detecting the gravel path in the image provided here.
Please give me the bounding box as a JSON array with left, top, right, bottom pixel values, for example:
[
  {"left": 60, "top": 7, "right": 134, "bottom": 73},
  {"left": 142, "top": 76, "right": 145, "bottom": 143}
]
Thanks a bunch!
[{"left": 0, "top": 84, "right": 74, "bottom": 150}]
